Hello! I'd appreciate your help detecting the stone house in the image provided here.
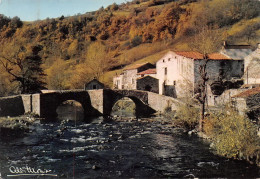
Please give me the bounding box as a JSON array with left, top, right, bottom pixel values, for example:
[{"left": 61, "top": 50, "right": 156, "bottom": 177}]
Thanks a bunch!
[
  {"left": 113, "top": 73, "right": 123, "bottom": 89},
  {"left": 220, "top": 41, "right": 253, "bottom": 60},
  {"left": 113, "top": 62, "right": 155, "bottom": 90},
  {"left": 232, "top": 87, "right": 260, "bottom": 121},
  {"left": 85, "top": 79, "right": 104, "bottom": 90},
  {"left": 136, "top": 76, "right": 159, "bottom": 93},
  {"left": 137, "top": 68, "right": 156, "bottom": 78},
  {"left": 243, "top": 44, "right": 260, "bottom": 85},
  {"left": 156, "top": 51, "right": 244, "bottom": 98}
]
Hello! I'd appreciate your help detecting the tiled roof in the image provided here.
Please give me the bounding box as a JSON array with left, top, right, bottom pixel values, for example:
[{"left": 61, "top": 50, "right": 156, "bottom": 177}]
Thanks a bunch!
[
  {"left": 137, "top": 75, "right": 158, "bottom": 80},
  {"left": 137, "top": 68, "right": 156, "bottom": 75},
  {"left": 124, "top": 63, "right": 150, "bottom": 70},
  {"left": 173, "top": 51, "right": 231, "bottom": 60},
  {"left": 233, "top": 87, "right": 260, "bottom": 98},
  {"left": 174, "top": 51, "right": 204, "bottom": 59},
  {"left": 224, "top": 44, "right": 252, "bottom": 49},
  {"left": 207, "top": 53, "right": 231, "bottom": 60}
]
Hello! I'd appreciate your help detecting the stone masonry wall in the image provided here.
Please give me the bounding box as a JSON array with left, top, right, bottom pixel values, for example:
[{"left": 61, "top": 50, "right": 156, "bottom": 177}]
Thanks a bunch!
[
  {"left": 147, "top": 92, "right": 183, "bottom": 113},
  {"left": 194, "top": 59, "right": 244, "bottom": 90},
  {"left": 136, "top": 76, "right": 159, "bottom": 93},
  {"left": 0, "top": 95, "right": 25, "bottom": 117},
  {"left": 87, "top": 90, "right": 104, "bottom": 114},
  {"left": 214, "top": 88, "right": 246, "bottom": 106}
]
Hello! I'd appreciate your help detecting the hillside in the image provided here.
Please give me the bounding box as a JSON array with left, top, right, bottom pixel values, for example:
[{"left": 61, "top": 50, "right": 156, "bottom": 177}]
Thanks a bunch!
[{"left": 0, "top": 0, "right": 259, "bottom": 95}]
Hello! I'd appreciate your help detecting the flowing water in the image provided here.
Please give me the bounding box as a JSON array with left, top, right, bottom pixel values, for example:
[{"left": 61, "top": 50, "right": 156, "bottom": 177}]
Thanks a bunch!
[{"left": 0, "top": 106, "right": 259, "bottom": 178}]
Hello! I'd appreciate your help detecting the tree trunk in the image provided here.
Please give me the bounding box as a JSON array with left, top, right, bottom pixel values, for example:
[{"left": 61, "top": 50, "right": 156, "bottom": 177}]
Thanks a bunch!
[{"left": 199, "top": 102, "right": 205, "bottom": 132}]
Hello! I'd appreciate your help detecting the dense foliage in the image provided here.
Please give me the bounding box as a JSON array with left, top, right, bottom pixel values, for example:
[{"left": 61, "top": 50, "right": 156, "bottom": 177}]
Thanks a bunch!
[
  {"left": 204, "top": 107, "right": 259, "bottom": 165},
  {"left": 0, "top": 0, "right": 259, "bottom": 95}
]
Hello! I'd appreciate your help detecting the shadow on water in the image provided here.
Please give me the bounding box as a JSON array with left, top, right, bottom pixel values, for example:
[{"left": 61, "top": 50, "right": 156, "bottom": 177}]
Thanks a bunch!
[{"left": 56, "top": 100, "right": 85, "bottom": 122}]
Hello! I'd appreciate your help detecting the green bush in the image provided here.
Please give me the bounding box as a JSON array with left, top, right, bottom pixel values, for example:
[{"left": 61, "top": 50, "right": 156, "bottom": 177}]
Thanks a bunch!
[
  {"left": 204, "top": 107, "right": 260, "bottom": 162},
  {"left": 173, "top": 104, "right": 200, "bottom": 130}
]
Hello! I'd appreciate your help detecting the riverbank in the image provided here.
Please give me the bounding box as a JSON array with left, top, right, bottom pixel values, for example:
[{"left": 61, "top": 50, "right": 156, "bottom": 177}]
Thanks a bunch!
[
  {"left": 162, "top": 103, "right": 260, "bottom": 168},
  {"left": 0, "top": 115, "right": 37, "bottom": 137}
]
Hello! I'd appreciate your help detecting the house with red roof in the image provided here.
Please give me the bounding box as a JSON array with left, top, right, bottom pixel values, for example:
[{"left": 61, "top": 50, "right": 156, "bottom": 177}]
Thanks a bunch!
[
  {"left": 137, "top": 68, "right": 156, "bottom": 78},
  {"left": 113, "top": 62, "right": 155, "bottom": 90},
  {"left": 156, "top": 51, "right": 244, "bottom": 98},
  {"left": 231, "top": 87, "right": 260, "bottom": 119}
]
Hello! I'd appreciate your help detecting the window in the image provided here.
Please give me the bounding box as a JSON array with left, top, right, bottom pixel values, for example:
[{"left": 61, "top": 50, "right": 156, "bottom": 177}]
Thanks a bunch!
[
  {"left": 163, "top": 59, "right": 165, "bottom": 62},
  {"left": 168, "top": 58, "right": 171, "bottom": 61},
  {"left": 173, "top": 81, "right": 176, "bottom": 85},
  {"left": 93, "top": 85, "right": 97, "bottom": 89},
  {"left": 164, "top": 67, "right": 167, "bottom": 75}
]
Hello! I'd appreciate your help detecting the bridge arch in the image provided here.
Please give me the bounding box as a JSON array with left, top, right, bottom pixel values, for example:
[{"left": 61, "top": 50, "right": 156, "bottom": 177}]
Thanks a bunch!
[
  {"left": 56, "top": 100, "right": 84, "bottom": 121},
  {"left": 39, "top": 91, "right": 101, "bottom": 120},
  {"left": 103, "top": 90, "right": 156, "bottom": 118}
]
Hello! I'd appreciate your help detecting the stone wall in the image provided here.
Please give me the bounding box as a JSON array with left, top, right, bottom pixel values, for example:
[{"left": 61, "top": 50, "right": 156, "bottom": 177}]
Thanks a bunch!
[
  {"left": 194, "top": 59, "right": 244, "bottom": 90},
  {"left": 213, "top": 88, "right": 246, "bottom": 106},
  {"left": 88, "top": 90, "right": 104, "bottom": 114},
  {"left": 147, "top": 92, "right": 182, "bottom": 113},
  {"left": 232, "top": 97, "right": 247, "bottom": 116},
  {"left": 136, "top": 76, "right": 159, "bottom": 93},
  {"left": 21, "top": 94, "right": 40, "bottom": 114},
  {"left": 0, "top": 95, "right": 25, "bottom": 117}
]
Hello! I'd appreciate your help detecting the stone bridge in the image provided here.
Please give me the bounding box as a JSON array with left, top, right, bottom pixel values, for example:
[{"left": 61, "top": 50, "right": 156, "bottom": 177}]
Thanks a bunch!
[{"left": 0, "top": 89, "right": 182, "bottom": 120}]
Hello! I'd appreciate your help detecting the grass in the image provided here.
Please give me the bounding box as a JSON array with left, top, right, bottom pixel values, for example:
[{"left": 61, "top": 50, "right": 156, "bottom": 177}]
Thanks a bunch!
[
  {"left": 113, "top": 11, "right": 131, "bottom": 17},
  {"left": 227, "top": 17, "right": 260, "bottom": 36}
]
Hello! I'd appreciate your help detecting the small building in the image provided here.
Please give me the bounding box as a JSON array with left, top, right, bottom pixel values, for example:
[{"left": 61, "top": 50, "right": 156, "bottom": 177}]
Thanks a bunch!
[
  {"left": 113, "top": 73, "right": 123, "bottom": 89},
  {"left": 113, "top": 62, "right": 155, "bottom": 90},
  {"left": 243, "top": 44, "right": 260, "bottom": 85},
  {"left": 137, "top": 68, "right": 156, "bottom": 78},
  {"left": 156, "top": 51, "right": 244, "bottom": 98},
  {"left": 136, "top": 76, "right": 159, "bottom": 93},
  {"left": 85, "top": 79, "right": 104, "bottom": 90},
  {"left": 232, "top": 87, "right": 260, "bottom": 120},
  {"left": 220, "top": 41, "right": 253, "bottom": 60}
]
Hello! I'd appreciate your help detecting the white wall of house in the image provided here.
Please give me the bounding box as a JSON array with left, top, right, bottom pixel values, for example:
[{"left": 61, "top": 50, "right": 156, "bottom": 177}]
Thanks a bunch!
[
  {"left": 244, "top": 44, "right": 260, "bottom": 85},
  {"left": 113, "top": 75, "right": 123, "bottom": 89},
  {"left": 156, "top": 51, "right": 194, "bottom": 98},
  {"left": 122, "top": 69, "right": 138, "bottom": 89}
]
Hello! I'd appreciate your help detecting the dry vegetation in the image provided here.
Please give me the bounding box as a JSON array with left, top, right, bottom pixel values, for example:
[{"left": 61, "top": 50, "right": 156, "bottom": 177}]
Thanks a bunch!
[{"left": 0, "top": 0, "right": 259, "bottom": 95}]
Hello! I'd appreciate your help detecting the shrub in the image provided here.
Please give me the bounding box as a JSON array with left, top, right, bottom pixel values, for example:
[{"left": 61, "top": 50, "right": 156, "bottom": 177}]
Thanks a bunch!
[
  {"left": 204, "top": 107, "right": 260, "bottom": 162},
  {"left": 131, "top": 36, "right": 142, "bottom": 47},
  {"left": 173, "top": 103, "right": 200, "bottom": 130}
]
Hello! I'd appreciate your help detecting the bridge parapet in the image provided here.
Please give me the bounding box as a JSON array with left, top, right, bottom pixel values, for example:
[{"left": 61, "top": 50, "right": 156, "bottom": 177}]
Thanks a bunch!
[
  {"left": 147, "top": 92, "right": 183, "bottom": 113},
  {"left": 0, "top": 89, "right": 183, "bottom": 119}
]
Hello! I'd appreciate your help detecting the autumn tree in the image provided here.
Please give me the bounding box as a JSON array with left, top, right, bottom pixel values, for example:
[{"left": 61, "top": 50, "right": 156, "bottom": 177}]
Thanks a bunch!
[
  {"left": 189, "top": 7, "right": 223, "bottom": 132},
  {"left": 85, "top": 42, "right": 112, "bottom": 80},
  {"left": 45, "top": 58, "right": 70, "bottom": 90},
  {"left": 0, "top": 43, "right": 46, "bottom": 94}
]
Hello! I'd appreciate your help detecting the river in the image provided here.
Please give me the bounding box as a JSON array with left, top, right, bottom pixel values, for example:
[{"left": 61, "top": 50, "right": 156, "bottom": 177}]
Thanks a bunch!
[{"left": 0, "top": 105, "right": 259, "bottom": 178}]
